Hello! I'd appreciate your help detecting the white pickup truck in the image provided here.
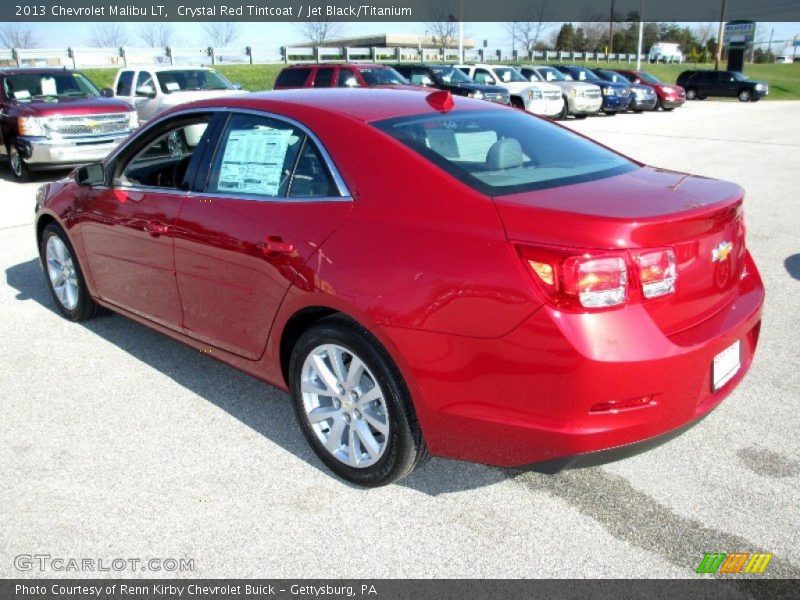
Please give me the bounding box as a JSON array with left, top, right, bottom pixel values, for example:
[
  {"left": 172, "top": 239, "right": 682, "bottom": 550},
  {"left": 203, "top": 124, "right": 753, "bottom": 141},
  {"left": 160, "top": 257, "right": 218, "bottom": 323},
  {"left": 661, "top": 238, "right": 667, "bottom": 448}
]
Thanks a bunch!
[
  {"left": 108, "top": 66, "right": 243, "bottom": 125},
  {"left": 454, "top": 64, "right": 563, "bottom": 118}
]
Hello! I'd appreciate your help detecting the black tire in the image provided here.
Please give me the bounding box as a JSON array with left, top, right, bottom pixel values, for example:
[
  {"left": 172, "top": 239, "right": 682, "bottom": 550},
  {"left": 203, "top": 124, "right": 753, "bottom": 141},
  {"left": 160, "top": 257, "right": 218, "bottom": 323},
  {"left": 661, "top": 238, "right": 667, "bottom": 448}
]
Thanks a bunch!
[
  {"left": 685, "top": 87, "right": 698, "bottom": 100},
  {"left": 662, "top": 107, "right": 675, "bottom": 112},
  {"left": 573, "top": 114, "right": 588, "bottom": 119},
  {"left": 39, "top": 223, "right": 107, "bottom": 321},
  {"left": 697, "top": 92, "right": 707, "bottom": 100},
  {"left": 289, "top": 315, "right": 428, "bottom": 487},
  {"left": 558, "top": 97, "right": 569, "bottom": 120},
  {"left": 603, "top": 111, "right": 617, "bottom": 116},
  {"left": 633, "top": 109, "right": 644, "bottom": 113},
  {"left": 8, "top": 144, "right": 31, "bottom": 182},
  {"left": 738, "top": 89, "right": 752, "bottom": 102}
]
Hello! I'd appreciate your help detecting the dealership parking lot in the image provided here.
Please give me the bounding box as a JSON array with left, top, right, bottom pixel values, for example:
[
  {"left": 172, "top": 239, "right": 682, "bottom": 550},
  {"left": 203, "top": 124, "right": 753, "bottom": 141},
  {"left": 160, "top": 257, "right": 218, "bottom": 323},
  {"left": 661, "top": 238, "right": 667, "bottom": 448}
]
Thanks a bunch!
[{"left": 1, "top": 100, "right": 799, "bottom": 579}]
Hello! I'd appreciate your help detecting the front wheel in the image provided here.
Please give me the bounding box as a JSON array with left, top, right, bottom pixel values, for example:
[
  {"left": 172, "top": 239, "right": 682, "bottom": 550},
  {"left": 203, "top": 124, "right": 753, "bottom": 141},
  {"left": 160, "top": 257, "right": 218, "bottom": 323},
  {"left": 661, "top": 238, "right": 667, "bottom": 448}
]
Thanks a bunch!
[
  {"left": 40, "top": 223, "right": 106, "bottom": 321},
  {"left": 289, "top": 316, "right": 428, "bottom": 487},
  {"left": 738, "top": 89, "right": 752, "bottom": 102},
  {"left": 558, "top": 98, "right": 569, "bottom": 120},
  {"left": 603, "top": 111, "right": 617, "bottom": 116},
  {"left": 685, "top": 87, "right": 698, "bottom": 100},
  {"left": 8, "top": 145, "right": 31, "bottom": 182}
]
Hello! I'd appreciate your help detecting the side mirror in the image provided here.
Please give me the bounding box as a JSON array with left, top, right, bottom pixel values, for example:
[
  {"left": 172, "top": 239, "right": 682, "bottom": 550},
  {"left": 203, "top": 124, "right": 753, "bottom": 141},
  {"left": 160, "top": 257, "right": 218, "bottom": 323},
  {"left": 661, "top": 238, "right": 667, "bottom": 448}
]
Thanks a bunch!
[
  {"left": 75, "top": 162, "right": 105, "bottom": 187},
  {"left": 135, "top": 85, "right": 156, "bottom": 98},
  {"left": 232, "top": 82, "right": 243, "bottom": 90},
  {"left": 101, "top": 87, "right": 114, "bottom": 98},
  {"left": 343, "top": 77, "right": 359, "bottom": 88}
]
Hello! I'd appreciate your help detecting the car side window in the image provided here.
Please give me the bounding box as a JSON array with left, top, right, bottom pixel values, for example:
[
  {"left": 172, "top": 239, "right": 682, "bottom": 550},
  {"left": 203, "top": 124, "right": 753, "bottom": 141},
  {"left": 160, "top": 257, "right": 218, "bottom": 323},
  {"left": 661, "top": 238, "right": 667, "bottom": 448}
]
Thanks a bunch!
[
  {"left": 288, "top": 140, "right": 339, "bottom": 198},
  {"left": 116, "top": 71, "right": 134, "bottom": 96},
  {"left": 136, "top": 71, "right": 155, "bottom": 96},
  {"left": 275, "top": 68, "right": 311, "bottom": 87},
  {"left": 408, "top": 69, "right": 431, "bottom": 85},
  {"left": 337, "top": 68, "right": 358, "bottom": 87},
  {"left": 314, "top": 68, "right": 335, "bottom": 88},
  {"left": 207, "top": 114, "right": 305, "bottom": 199},
  {"left": 117, "top": 116, "right": 212, "bottom": 190},
  {"left": 474, "top": 69, "right": 494, "bottom": 84}
]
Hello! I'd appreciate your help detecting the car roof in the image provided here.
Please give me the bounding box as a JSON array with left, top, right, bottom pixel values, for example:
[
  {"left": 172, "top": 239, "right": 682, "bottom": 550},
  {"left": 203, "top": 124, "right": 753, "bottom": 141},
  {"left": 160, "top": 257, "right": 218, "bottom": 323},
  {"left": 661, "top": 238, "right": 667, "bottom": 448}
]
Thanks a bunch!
[
  {"left": 282, "top": 63, "right": 391, "bottom": 70},
  {"left": 176, "top": 88, "right": 499, "bottom": 123},
  {"left": 133, "top": 66, "right": 219, "bottom": 72},
  {"left": 0, "top": 67, "right": 75, "bottom": 75}
]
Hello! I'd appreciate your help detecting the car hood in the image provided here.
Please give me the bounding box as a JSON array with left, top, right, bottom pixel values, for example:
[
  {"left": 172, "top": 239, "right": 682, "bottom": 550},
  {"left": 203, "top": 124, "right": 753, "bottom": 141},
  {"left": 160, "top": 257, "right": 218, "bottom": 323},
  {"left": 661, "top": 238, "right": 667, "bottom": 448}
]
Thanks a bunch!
[
  {"left": 592, "top": 80, "right": 629, "bottom": 91},
  {"left": 498, "top": 81, "right": 541, "bottom": 94},
  {"left": 449, "top": 82, "right": 507, "bottom": 94},
  {"left": 10, "top": 96, "right": 133, "bottom": 116},
  {"left": 548, "top": 81, "right": 599, "bottom": 93}
]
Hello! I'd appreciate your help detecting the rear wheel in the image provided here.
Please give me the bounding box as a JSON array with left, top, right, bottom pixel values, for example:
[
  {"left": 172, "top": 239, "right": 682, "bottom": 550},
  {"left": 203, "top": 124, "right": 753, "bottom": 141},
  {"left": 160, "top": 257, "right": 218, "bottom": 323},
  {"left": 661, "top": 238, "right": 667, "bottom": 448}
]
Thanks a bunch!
[
  {"left": 738, "top": 89, "right": 752, "bottom": 102},
  {"left": 558, "top": 98, "right": 569, "bottom": 120},
  {"left": 289, "top": 316, "right": 428, "bottom": 487},
  {"left": 8, "top": 145, "right": 31, "bottom": 182},
  {"left": 685, "top": 87, "right": 698, "bottom": 100},
  {"left": 40, "top": 223, "right": 106, "bottom": 321},
  {"left": 603, "top": 111, "right": 617, "bottom": 116},
  {"left": 573, "top": 114, "right": 588, "bottom": 119}
]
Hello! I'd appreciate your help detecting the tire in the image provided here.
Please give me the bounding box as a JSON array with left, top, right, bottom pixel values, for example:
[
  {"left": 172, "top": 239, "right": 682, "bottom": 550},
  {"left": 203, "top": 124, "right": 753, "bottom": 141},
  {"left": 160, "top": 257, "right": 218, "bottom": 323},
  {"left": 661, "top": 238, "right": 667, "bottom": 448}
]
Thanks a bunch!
[
  {"left": 8, "top": 144, "right": 31, "bottom": 182},
  {"left": 633, "top": 109, "right": 644, "bottom": 113},
  {"left": 39, "top": 223, "right": 107, "bottom": 321},
  {"left": 697, "top": 92, "right": 707, "bottom": 100},
  {"left": 289, "top": 316, "right": 428, "bottom": 487},
  {"left": 685, "top": 87, "right": 697, "bottom": 100},
  {"left": 558, "top": 97, "right": 569, "bottom": 120},
  {"left": 603, "top": 111, "right": 617, "bottom": 116},
  {"left": 573, "top": 114, "right": 588, "bottom": 119},
  {"left": 738, "top": 89, "right": 752, "bottom": 102},
  {"left": 662, "top": 107, "right": 675, "bottom": 112}
]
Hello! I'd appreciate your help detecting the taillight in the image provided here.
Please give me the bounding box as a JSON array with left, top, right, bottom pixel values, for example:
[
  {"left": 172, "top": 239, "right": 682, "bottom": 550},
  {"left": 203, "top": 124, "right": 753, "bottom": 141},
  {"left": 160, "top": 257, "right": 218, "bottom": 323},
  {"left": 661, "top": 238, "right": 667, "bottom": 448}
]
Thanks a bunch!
[
  {"left": 635, "top": 249, "right": 676, "bottom": 299},
  {"left": 518, "top": 244, "right": 677, "bottom": 311}
]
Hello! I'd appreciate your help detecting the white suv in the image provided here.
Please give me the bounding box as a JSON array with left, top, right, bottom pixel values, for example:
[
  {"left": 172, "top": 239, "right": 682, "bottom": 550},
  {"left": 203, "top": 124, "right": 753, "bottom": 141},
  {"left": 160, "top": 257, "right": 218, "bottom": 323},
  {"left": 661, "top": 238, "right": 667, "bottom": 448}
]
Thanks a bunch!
[
  {"left": 454, "top": 64, "right": 563, "bottom": 118},
  {"left": 648, "top": 43, "right": 684, "bottom": 64}
]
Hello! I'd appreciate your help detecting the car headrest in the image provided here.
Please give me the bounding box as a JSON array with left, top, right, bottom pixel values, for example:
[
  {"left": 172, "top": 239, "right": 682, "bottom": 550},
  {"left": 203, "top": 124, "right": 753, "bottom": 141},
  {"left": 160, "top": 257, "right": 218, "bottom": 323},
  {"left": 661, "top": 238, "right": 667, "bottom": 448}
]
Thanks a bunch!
[{"left": 486, "top": 138, "right": 523, "bottom": 170}]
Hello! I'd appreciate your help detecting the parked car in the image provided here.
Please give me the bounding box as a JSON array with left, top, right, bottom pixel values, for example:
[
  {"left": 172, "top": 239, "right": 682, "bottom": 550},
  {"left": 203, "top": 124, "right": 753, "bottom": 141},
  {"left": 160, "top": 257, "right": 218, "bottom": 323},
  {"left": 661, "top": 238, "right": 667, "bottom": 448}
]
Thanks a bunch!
[
  {"left": 0, "top": 67, "right": 137, "bottom": 182},
  {"left": 455, "top": 64, "right": 563, "bottom": 117},
  {"left": 111, "top": 66, "right": 242, "bottom": 124},
  {"left": 589, "top": 68, "right": 658, "bottom": 112},
  {"left": 676, "top": 70, "right": 769, "bottom": 102},
  {"left": 612, "top": 69, "right": 686, "bottom": 111},
  {"left": 515, "top": 65, "right": 601, "bottom": 119},
  {"left": 274, "top": 63, "right": 415, "bottom": 90},
  {"left": 35, "top": 89, "right": 764, "bottom": 485},
  {"left": 775, "top": 55, "right": 794, "bottom": 64},
  {"left": 648, "top": 42, "right": 684, "bottom": 63},
  {"left": 392, "top": 64, "right": 510, "bottom": 104},
  {"left": 551, "top": 65, "right": 632, "bottom": 114}
]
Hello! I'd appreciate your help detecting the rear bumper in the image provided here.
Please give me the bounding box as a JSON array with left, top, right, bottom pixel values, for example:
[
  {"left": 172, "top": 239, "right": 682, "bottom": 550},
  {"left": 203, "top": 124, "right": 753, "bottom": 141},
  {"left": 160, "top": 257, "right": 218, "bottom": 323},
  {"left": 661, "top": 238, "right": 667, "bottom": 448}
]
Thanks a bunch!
[
  {"left": 16, "top": 134, "right": 130, "bottom": 168},
  {"left": 379, "top": 252, "right": 764, "bottom": 469}
]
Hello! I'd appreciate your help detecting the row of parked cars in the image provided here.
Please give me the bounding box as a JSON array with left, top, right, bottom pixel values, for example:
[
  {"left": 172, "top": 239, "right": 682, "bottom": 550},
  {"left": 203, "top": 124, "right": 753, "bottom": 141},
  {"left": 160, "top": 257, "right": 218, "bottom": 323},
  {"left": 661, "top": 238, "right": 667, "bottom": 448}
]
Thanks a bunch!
[{"left": 0, "top": 62, "right": 768, "bottom": 181}]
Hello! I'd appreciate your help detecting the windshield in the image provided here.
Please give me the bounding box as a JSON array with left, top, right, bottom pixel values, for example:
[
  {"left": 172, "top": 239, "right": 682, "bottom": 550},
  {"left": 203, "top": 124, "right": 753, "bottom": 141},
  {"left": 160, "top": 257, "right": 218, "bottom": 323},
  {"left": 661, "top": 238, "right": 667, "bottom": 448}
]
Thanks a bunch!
[
  {"left": 731, "top": 72, "right": 750, "bottom": 82},
  {"left": 638, "top": 72, "right": 662, "bottom": 84},
  {"left": 3, "top": 72, "right": 100, "bottom": 100},
  {"left": 155, "top": 70, "right": 235, "bottom": 93},
  {"left": 535, "top": 67, "right": 566, "bottom": 82},
  {"left": 493, "top": 67, "right": 528, "bottom": 83},
  {"left": 430, "top": 66, "right": 472, "bottom": 84},
  {"left": 570, "top": 68, "right": 601, "bottom": 82},
  {"left": 597, "top": 70, "right": 627, "bottom": 83},
  {"left": 359, "top": 68, "right": 408, "bottom": 86},
  {"left": 375, "top": 110, "right": 636, "bottom": 195}
]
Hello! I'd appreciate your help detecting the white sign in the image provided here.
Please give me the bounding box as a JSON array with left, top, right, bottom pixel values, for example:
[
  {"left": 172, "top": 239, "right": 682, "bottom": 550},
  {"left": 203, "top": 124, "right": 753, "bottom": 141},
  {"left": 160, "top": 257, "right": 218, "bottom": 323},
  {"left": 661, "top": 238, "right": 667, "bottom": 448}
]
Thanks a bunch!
[
  {"left": 724, "top": 22, "right": 756, "bottom": 45},
  {"left": 216, "top": 127, "right": 294, "bottom": 196}
]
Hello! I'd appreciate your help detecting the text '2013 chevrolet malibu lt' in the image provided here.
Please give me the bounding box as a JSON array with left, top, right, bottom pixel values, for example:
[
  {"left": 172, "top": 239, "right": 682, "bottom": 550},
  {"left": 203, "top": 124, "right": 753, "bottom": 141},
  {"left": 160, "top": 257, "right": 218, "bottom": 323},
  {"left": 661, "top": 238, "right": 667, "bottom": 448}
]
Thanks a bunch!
[{"left": 35, "top": 89, "right": 764, "bottom": 486}]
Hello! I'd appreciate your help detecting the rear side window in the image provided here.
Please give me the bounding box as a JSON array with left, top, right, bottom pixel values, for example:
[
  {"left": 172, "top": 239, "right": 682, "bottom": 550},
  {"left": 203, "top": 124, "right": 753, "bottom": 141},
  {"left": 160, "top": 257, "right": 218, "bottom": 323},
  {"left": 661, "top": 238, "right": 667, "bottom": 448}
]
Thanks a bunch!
[
  {"left": 116, "top": 71, "right": 134, "bottom": 96},
  {"left": 314, "top": 68, "right": 335, "bottom": 88},
  {"left": 375, "top": 110, "right": 636, "bottom": 195},
  {"left": 337, "top": 68, "right": 358, "bottom": 87},
  {"left": 289, "top": 141, "right": 338, "bottom": 197},
  {"left": 275, "top": 68, "right": 311, "bottom": 88}
]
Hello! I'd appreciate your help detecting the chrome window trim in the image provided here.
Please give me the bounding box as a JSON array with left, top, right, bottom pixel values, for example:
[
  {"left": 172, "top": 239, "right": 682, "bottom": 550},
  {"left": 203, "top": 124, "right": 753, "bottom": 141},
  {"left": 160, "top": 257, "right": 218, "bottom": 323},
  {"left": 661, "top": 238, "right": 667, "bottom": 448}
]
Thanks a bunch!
[{"left": 103, "top": 105, "right": 352, "bottom": 200}]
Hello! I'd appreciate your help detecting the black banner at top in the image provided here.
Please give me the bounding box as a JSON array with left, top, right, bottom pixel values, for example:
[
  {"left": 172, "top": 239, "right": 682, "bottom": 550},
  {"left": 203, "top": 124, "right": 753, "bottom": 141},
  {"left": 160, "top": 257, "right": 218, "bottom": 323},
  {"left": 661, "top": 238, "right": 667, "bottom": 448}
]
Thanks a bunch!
[{"left": 3, "top": 0, "right": 800, "bottom": 22}]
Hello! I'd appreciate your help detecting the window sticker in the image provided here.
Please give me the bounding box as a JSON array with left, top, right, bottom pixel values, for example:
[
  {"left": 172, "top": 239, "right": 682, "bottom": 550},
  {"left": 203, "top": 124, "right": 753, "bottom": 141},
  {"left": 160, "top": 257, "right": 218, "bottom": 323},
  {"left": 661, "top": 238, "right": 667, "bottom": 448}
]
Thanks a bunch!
[
  {"left": 13, "top": 89, "right": 31, "bottom": 100},
  {"left": 41, "top": 77, "right": 58, "bottom": 96},
  {"left": 217, "top": 127, "right": 294, "bottom": 196},
  {"left": 165, "top": 81, "right": 181, "bottom": 92}
]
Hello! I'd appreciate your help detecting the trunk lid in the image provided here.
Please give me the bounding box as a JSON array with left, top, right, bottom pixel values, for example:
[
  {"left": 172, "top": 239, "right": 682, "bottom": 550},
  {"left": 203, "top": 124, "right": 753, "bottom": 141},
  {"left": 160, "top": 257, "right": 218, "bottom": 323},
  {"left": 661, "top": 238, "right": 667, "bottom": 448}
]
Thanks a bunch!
[{"left": 494, "top": 166, "right": 746, "bottom": 335}]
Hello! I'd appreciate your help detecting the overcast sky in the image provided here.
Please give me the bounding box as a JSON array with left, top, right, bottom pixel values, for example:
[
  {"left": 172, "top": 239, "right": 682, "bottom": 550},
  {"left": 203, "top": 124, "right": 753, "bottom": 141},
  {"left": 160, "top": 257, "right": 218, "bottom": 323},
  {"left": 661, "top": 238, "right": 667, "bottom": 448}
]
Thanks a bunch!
[{"left": 18, "top": 21, "right": 800, "bottom": 51}]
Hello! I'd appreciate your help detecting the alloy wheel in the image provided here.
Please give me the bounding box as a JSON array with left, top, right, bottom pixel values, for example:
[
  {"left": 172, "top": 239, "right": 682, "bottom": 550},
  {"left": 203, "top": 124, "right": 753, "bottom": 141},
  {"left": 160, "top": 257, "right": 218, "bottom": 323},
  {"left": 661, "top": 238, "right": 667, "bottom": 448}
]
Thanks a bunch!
[
  {"left": 300, "top": 343, "right": 390, "bottom": 468},
  {"left": 45, "top": 235, "right": 80, "bottom": 311},
  {"left": 9, "top": 147, "right": 23, "bottom": 178}
]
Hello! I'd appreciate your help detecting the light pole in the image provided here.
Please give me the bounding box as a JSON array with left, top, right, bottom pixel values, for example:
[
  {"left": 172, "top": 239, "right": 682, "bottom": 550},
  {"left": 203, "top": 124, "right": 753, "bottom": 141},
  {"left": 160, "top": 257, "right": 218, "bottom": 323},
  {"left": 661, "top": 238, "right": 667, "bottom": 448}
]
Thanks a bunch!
[
  {"left": 636, "top": 0, "right": 645, "bottom": 70},
  {"left": 715, "top": 0, "right": 727, "bottom": 70}
]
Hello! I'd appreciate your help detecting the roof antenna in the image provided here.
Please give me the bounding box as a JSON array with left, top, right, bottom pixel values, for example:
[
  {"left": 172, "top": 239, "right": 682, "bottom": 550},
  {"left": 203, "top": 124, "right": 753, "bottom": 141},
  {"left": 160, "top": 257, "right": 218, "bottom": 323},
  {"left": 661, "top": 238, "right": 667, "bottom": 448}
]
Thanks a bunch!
[{"left": 426, "top": 90, "right": 454, "bottom": 112}]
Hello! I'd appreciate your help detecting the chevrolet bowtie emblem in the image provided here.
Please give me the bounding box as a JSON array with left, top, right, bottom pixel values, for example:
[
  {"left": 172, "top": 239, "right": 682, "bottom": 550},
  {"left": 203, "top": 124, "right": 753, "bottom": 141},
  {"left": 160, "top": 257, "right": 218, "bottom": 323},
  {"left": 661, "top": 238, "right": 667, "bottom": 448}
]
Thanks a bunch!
[
  {"left": 85, "top": 119, "right": 99, "bottom": 129},
  {"left": 712, "top": 241, "right": 734, "bottom": 262}
]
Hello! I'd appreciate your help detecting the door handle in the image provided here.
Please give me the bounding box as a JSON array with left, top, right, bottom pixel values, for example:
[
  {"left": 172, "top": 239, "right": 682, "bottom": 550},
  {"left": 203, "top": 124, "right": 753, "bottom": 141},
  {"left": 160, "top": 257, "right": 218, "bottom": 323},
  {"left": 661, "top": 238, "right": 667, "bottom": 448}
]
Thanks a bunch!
[
  {"left": 144, "top": 221, "right": 169, "bottom": 236},
  {"left": 259, "top": 236, "right": 294, "bottom": 255}
]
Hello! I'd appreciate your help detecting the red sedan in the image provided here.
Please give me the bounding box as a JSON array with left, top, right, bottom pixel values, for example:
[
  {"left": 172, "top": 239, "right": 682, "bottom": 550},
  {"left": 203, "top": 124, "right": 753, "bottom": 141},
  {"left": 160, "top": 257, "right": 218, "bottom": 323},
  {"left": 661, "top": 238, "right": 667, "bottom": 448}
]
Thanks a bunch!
[
  {"left": 34, "top": 89, "right": 763, "bottom": 486},
  {"left": 613, "top": 69, "right": 686, "bottom": 110}
]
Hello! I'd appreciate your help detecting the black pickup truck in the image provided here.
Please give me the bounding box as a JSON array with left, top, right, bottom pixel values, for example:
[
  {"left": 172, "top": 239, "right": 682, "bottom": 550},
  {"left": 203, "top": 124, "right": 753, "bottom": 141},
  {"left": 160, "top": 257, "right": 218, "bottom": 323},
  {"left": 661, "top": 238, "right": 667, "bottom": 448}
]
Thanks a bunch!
[{"left": 392, "top": 64, "right": 510, "bottom": 105}]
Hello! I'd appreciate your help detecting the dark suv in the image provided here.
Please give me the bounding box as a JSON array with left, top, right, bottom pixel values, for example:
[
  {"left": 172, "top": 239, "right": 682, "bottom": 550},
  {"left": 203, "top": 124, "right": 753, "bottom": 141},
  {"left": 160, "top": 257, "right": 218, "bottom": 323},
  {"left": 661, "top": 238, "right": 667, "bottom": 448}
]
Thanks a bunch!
[
  {"left": 392, "top": 64, "right": 510, "bottom": 104},
  {"left": 1, "top": 68, "right": 137, "bottom": 181},
  {"left": 676, "top": 70, "right": 769, "bottom": 102}
]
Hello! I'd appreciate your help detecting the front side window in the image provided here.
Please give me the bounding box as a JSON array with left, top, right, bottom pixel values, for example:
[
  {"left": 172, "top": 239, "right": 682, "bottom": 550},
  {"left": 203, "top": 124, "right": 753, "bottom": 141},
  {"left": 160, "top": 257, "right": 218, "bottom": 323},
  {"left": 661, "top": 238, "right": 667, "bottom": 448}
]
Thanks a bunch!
[
  {"left": 536, "top": 67, "right": 566, "bottom": 82},
  {"left": 206, "top": 114, "right": 340, "bottom": 199},
  {"left": 492, "top": 68, "right": 527, "bottom": 83},
  {"left": 638, "top": 72, "right": 661, "bottom": 84},
  {"left": 375, "top": 110, "right": 636, "bottom": 195},
  {"left": 597, "top": 70, "right": 626, "bottom": 83},
  {"left": 430, "top": 66, "right": 472, "bottom": 84},
  {"left": 473, "top": 69, "right": 495, "bottom": 84},
  {"left": 155, "top": 69, "right": 234, "bottom": 93},
  {"left": 3, "top": 72, "right": 100, "bottom": 101},
  {"left": 116, "top": 71, "right": 134, "bottom": 96},
  {"left": 118, "top": 117, "right": 211, "bottom": 189},
  {"left": 358, "top": 67, "right": 408, "bottom": 86},
  {"left": 136, "top": 72, "right": 155, "bottom": 96}
]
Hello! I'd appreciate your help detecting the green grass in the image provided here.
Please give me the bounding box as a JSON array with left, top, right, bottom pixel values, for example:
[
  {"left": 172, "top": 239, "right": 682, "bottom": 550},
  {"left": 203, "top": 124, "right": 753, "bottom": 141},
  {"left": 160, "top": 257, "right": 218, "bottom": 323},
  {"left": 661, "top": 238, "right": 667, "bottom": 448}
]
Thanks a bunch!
[{"left": 81, "top": 61, "right": 800, "bottom": 100}]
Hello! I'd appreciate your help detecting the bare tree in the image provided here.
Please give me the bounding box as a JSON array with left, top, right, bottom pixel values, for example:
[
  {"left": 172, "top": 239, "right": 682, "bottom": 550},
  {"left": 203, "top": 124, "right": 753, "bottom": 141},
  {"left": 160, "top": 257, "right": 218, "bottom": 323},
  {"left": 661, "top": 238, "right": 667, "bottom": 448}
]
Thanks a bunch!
[
  {"left": 692, "top": 22, "right": 714, "bottom": 48},
  {"left": 203, "top": 22, "right": 240, "bottom": 48},
  {"left": 424, "top": 0, "right": 459, "bottom": 50},
  {"left": 0, "top": 23, "right": 38, "bottom": 48},
  {"left": 296, "top": 19, "right": 346, "bottom": 46},
  {"left": 503, "top": 0, "right": 553, "bottom": 56},
  {"left": 580, "top": 20, "right": 607, "bottom": 51},
  {"left": 88, "top": 23, "right": 130, "bottom": 48},
  {"left": 138, "top": 23, "right": 176, "bottom": 48}
]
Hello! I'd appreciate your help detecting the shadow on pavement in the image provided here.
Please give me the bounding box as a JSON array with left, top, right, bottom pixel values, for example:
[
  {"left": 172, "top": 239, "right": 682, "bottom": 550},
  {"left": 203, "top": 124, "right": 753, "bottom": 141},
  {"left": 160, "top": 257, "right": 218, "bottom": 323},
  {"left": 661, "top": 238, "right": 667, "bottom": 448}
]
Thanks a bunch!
[
  {"left": 784, "top": 253, "right": 800, "bottom": 281},
  {"left": 5, "top": 257, "right": 512, "bottom": 495}
]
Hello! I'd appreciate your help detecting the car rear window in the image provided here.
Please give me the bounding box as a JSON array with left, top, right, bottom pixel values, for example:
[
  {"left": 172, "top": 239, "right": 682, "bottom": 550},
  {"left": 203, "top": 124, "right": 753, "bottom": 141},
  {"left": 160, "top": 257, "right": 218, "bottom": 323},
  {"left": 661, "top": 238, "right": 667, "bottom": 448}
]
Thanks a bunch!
[
  {"left": 374, "top": 110, "right": 637, "bottom": 195},
  {"left": 276, "top": 68, "right": 311, "bottom": 87}
]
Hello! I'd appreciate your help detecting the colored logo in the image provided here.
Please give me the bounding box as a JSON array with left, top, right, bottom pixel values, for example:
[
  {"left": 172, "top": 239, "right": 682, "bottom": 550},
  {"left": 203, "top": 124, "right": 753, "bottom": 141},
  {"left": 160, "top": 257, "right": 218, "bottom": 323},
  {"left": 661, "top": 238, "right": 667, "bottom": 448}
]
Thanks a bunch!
[
  {"left": 711, "top": 241, "right": 734, "bottom": 262},
  {"left": 696, "top": 552, "right": 773, "bottom": 574}
]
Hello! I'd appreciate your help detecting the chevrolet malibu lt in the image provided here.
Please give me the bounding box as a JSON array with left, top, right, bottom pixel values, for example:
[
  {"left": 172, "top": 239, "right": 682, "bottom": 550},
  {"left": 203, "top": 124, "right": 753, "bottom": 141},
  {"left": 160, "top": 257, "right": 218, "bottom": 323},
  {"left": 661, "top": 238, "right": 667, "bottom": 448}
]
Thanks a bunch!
[{"left": 35, "top": 89, "right": 764, "bottom": 486}]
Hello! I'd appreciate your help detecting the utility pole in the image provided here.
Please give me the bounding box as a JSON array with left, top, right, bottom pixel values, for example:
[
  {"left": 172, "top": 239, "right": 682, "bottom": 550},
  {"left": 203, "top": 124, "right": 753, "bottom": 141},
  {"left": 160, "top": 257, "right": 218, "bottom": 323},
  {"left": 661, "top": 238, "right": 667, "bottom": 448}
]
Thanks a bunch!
[
  {"left": 636, "top": 0, "right": 645, "bottom": 70},
  {"left": 609, "top": 0, "right": 616, "bottom": 55},
  {"left": 457, "top": 0, "right": 464, "bottom": 63},
  {"left": 767, "top": 28, "right": 774, "bottom": 63},
  {"left": 714, "top": 0, "right": 727, "bottom": 70}
]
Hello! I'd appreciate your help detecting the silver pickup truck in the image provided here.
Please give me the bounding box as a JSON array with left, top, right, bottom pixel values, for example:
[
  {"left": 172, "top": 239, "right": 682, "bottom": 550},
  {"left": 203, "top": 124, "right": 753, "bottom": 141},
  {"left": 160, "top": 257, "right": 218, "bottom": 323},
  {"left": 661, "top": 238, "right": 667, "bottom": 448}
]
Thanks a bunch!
[{"left": 515, "top": 65, "right": 602, "bottom": 119}]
